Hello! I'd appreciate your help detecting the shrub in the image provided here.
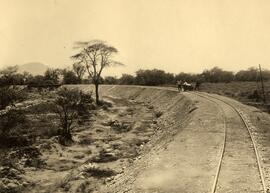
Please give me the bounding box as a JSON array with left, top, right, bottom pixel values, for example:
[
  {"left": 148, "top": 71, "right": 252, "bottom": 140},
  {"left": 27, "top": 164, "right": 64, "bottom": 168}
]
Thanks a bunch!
[
  {"left": 0, "top": 66, "right": 20, "bottom": 86},
  {"left": 54, "top": 87, "right": 94, "bottom": 144},
  {"left": 83, "top": 166, "right": 116, "bottom": 178},
  {"left": 27, "top": 75, "right": 45, "bottom": 86},
  {"left": 104, "top": 76, "right": 118, "bottom": 84},
  {"left": 91, "top": 149, "right": 119, "bottom": 163},
  {"left": 0, "top": 109, "right": 26, "bottom": 139},
  {"left": 154, "top": 111, "right": 163, "bottom": 118},
  {"left": 62, "top": 70, "right": 79, "bottom": 84},
  {"left": 44, "top": 68, "right": 61, "bottom": 85},
  {"left": 77, "top": 90, "right": 95, "bottom": 116},
  {"left": 0, "top": 86, "right": 27, "bottom": 110},
  {"left": 109, "top": 120, "right": 132, "bottom": 133},
  {"left": 119, "top": 74, "right": 135, "bottom": 85}
]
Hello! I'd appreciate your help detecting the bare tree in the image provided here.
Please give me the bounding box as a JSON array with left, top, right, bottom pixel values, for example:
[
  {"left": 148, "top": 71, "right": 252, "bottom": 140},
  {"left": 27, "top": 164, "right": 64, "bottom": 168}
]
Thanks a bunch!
[
  {"left": 71, "top": 40, "right": 122, "bottom": 104},
  {"left": 72, "top": 62, "right": 86, "bottom": 83}
]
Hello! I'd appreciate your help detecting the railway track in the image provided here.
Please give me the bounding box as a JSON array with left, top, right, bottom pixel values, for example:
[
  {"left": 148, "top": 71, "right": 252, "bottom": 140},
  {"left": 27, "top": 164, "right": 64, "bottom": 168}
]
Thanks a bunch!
[
  {"left": 55, "top": 85, "right": 269, "bottom": 192},
  {"left": 192, "top": 91, "right": 267, "bottom": 193},
  {"left": 129, "top": 85, "right": 268, "bottom": 192}
]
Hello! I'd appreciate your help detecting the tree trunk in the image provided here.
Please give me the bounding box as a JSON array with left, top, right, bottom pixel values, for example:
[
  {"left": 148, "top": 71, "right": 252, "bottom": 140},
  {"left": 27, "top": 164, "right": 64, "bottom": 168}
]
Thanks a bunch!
[{"left": 95, "top": 82, "right": 100, "bottom": 105}]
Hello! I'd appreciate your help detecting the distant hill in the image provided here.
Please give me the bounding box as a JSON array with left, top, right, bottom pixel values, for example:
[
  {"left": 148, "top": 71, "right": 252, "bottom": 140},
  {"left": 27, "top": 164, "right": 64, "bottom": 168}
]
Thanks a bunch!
[{"left": 18, "top": 62, "right": 49, "bottom": 75}]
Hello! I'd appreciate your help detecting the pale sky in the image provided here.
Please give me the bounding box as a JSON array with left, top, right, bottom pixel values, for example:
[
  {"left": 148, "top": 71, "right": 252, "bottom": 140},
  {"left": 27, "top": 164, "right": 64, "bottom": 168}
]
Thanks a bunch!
[{"left": 1, "top": 0, "right": 270, "bottom": 76}]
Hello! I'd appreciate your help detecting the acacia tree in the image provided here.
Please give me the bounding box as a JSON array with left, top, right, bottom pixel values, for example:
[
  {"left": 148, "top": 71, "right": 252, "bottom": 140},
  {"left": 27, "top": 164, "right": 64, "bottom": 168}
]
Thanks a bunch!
[
  {"left": 71, "top": 40, "right": 121, "bottom": 104},
  {"left": 72, "top": 62, "right": 86, "bottom": 83}
]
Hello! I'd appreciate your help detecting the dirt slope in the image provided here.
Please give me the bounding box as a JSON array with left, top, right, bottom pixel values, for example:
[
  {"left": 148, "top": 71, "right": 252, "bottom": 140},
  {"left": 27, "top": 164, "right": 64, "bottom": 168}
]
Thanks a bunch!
[{"left": 99, "top": 88, "right": 225, "bottom": 193}]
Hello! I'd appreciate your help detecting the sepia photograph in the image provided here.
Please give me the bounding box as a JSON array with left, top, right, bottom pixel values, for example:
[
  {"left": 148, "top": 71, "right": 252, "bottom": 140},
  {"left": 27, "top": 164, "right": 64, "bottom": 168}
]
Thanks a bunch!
[{"left": 1, "top": 0, "right": 270, "bottom": 192}]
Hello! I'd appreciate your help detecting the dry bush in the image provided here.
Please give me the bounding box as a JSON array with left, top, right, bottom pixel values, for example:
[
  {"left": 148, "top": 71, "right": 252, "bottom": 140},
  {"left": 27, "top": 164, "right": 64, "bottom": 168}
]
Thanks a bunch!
[
  {"left": 91, "top": 149, "right": 119, "bottom": 163},
  {"left": 0, "top": 109, "right": 29, "bottom": 147},
  {"left": 75, "top": 181, "right": 93, "bottom": 193},
  {"left": 83, "top": 167, "right": 116, "bottom": 178},
  {"left": 99, "top": 100, "right": 113, "bottom": 110},
  {"left": 0, "top": 86, "right": 27, "bottom": 110},
  {"left": 78, "top": 137, "right": 95, "bottom": 145},
  {"left": 108, "top": 120, "right": 132, "bottom": 133},
  {"left": 0, "top": 109, "right": 26, "bottom": 136},
  {"left": 80, "top": 163, "right": 117, "bottom": 178},
  {"left": 26, "top": 101, "right": 56, "bottom": 114},
  {"left": 54, "top": 87, "right": 94, "bottom": 144},
  {"left": 154, "top": 111, "right": 163, "bottom": 118}
]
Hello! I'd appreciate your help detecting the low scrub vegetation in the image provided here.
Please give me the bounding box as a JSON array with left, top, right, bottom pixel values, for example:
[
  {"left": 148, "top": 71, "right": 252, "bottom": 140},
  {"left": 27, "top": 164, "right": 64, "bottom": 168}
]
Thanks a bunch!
[
  {"left": 154, "top": 111, "right": 163, "bottom": 118},
  {"left": 200, "top": 81, "right": 270, "bottom": 112},
  {"left": 108, "top": 120, "right": 132, "bottom": 133},
  {"left": 0, "top": 109, "right": 27, "bottom": 147},
  {"left": 83, "top": 166, "right": 116, "bottom": 178},
  {"left": 0, "top": 86, "right": 27, "bottom": 110},
  {"left": 54, "top": 87, "right": 94, "bottom": 144},
  {"left": 0, "top": 109, "right": 26, "bottom": 137},
  {"left": 0, "top": 85, "right": 95, "bottom": 146}
]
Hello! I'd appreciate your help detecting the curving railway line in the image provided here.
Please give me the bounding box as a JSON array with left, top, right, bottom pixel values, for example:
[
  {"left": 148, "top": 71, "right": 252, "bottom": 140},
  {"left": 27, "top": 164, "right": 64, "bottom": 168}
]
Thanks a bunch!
[
  {"left": 72, "top": 85, "right": 268, "bottom": 193},
  {"left": 192, "top": 92, "right": 267, "bottom": 193}
]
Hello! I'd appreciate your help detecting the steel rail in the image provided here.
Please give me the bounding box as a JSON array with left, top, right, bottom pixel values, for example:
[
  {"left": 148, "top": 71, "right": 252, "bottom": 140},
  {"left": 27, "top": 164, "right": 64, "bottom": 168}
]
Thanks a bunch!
[
  {"left": 191, "top": 92, "right": 227, "bottom": 193},
  {"left": 195, "top": 91, "right": 267, "bottom": 193}
]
